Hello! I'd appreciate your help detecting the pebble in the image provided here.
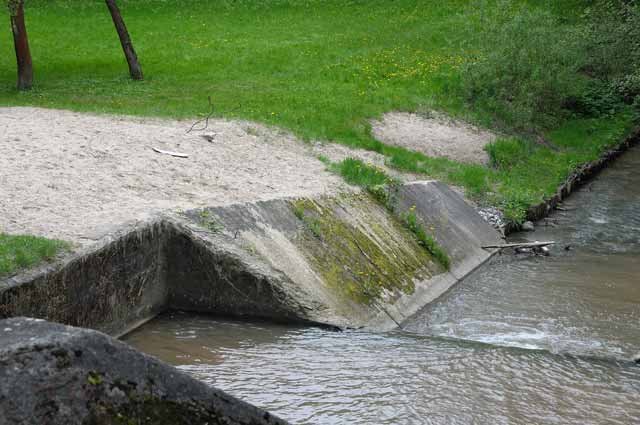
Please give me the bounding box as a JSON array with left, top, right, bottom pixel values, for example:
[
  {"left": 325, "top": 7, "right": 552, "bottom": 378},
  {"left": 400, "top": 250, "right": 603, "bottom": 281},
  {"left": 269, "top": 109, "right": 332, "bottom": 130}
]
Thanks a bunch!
[
  {"left": 477, "top": 207, "right": 505, "bottom": 230},
  {"left": 522, "top": 221, "right": 535, "bottom": 231}
]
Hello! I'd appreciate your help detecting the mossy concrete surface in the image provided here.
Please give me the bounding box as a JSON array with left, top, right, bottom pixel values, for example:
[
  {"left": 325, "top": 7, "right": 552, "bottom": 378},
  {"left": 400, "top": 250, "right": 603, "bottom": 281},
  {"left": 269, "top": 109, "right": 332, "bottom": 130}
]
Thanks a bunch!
[
  {"left": 0, "top": 317, "right": 289, "bottom": 425},
  {"left": 377, "top": 181, "right": 503, "bottom": 329},
  {"left": 179, "top": 181, "right": 501, "bottom": 330},
  {"left": 0, "top": 181, "right": 501, "bottom": 333}
]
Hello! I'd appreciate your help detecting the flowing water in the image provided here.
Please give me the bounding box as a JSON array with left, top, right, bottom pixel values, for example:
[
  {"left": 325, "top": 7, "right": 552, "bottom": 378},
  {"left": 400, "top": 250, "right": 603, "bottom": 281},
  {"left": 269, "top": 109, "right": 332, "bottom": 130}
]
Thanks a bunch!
[{"left": 126, "top": 146, "right": 640, "bottom": 424}]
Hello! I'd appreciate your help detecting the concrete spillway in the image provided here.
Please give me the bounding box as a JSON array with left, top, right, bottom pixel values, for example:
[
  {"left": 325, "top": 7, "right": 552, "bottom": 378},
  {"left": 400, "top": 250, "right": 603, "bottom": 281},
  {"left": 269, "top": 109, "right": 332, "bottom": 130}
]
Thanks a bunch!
[{"left": 0, "top": 181, "right": 501, "bottom": 336}]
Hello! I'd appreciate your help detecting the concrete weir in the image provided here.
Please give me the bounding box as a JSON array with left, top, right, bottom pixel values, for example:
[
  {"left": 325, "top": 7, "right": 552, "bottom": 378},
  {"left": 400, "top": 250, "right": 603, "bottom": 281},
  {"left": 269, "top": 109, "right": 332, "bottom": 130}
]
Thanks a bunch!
[{"left": 0, "top": 181, "right": 501, "bottom": 334}]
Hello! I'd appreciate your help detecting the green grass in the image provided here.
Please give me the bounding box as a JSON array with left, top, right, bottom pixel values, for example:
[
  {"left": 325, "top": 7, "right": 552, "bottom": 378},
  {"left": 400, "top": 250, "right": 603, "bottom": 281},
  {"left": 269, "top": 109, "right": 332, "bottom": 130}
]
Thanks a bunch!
[
  {"left": 330, "top": 157, "right": 393, "bottom": 188},
  {"left": 0, "top": 233, "right": 68, "bottom": 277},
  {"left": 328, "top": 158, "right": 451, "bottom": 269},
  {"left": 0, "top": 0, "right": 636, "bottom": 226},
  {"left": 403, "top": 209, "right": 451, "bottom": 270}
]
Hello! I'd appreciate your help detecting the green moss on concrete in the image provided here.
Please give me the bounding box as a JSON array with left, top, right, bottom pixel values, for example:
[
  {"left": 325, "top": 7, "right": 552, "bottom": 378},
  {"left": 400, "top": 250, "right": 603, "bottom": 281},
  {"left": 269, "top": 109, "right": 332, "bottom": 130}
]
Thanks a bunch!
[
  {"left": 290, "top": 195, "right": 441, "bottom": 306},
  {"left": 102, "top": 399, "right": 229, "bottom": 425},
  {"left": 402, "top": 208, "right": 451, "bottom": 270}
]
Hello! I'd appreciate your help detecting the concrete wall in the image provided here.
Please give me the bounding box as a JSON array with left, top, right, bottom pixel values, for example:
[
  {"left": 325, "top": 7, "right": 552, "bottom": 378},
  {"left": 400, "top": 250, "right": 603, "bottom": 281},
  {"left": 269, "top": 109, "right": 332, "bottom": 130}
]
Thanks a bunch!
[
  {"left": 371, "top": 181, "right": 501, "bottom": 329},
  {"left": 0, "top": 222, "right": 169, "bottom": 336},
  {"left": 0, "top": 181, "right": 502, "bottom": 334}
]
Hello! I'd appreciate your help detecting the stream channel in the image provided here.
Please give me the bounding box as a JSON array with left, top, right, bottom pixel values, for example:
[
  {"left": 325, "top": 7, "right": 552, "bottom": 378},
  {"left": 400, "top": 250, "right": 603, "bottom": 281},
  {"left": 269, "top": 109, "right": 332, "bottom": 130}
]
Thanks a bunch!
[{"left": 126, "top": 146, "right": 640, "bottom": 424}]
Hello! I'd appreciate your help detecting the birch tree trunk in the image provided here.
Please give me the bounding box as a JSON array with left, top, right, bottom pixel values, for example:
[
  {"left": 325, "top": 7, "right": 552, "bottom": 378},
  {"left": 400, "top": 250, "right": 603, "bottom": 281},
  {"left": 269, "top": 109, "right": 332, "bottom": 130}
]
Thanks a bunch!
[{"left": 105, "top": 0, "right": 143, "bottom": 80}]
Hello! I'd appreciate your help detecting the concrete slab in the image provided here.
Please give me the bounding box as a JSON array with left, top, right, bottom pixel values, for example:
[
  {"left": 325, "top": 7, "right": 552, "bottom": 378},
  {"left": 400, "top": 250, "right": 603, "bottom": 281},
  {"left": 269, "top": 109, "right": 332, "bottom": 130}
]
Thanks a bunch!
[{"left": 0, "top": 317, "right": 289, "bottom": 425}]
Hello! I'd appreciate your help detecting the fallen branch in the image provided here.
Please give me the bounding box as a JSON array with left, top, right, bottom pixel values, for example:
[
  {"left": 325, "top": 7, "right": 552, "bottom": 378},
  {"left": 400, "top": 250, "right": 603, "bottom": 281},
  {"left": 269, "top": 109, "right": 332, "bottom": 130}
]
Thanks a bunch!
[
  {"left": 152, "top": 147, "right": 189, "bottom": 158},
  {"left": 186, "top": 96, "right": 214, "bottom": 134},
  {"left": 482, "top": 241, "right": 555, "bottom": 249}
]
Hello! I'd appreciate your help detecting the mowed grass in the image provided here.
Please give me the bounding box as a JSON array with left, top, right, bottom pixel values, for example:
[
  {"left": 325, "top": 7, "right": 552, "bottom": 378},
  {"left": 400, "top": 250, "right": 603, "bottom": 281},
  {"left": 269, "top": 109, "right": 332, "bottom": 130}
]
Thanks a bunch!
[
  {"left": 0, "top": 233, "right": 68, "bottom": 277},
  {"left": 0, "top": 0, "right": 636, "bottom": 228}
]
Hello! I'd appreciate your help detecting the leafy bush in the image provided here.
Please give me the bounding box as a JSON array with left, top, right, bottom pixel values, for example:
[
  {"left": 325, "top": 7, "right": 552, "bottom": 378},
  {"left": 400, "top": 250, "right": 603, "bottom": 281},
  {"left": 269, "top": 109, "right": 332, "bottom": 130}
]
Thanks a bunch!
[
  {"left": 581, "top": 0, "right": 640, "bottom": 83},
  {"left": 460, "top": 2, "right": 585, "bottom": 131},
  {"left": 564, "top": 79, "right": 625, "bottom": 118},
  {"left": 580, "top": 0, "right": 640, "bottom": 120},
  {"left": 461, "top": 0, "right": 640, "bottom": 132}
]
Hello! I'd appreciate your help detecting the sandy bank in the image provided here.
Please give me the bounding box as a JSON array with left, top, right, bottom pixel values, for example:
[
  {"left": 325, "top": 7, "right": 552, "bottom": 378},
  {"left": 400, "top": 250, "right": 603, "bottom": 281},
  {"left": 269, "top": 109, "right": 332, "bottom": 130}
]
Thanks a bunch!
[{"left": 0, "top": 107, "right": 349, "bottom": 246}]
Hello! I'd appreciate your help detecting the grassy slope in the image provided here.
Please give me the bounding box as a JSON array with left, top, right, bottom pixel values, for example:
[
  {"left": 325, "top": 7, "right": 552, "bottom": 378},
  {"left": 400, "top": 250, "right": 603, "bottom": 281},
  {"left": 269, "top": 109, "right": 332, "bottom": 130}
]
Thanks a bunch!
[{"left": 0, "top": 0, "right": 635, "bottom": 271}]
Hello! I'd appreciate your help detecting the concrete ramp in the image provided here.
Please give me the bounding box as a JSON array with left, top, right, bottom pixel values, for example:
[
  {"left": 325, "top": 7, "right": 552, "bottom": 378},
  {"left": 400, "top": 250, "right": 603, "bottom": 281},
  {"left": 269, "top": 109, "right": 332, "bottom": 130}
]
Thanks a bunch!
[
  {"left": 370, "top": 181, "right": 501, "bottom": 329},
  {"left": 0, "top": 181, "right": 501, "bottom": 333}
]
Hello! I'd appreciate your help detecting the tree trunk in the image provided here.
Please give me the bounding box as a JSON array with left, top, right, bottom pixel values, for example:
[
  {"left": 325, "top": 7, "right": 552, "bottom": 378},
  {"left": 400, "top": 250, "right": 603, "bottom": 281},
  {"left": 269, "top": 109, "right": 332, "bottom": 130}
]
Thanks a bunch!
[
  {"left": 9, "top": 0, "right": 33, "bottom": 90},
  {"left": 105, "top": 0, "right": 143, "bottom": 80}
]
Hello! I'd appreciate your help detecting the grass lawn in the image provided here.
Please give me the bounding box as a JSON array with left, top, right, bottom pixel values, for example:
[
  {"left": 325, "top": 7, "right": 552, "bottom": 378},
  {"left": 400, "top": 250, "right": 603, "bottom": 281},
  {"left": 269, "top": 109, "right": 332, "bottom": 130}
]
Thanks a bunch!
[{"left": 0, "top": 0, "right": 636, "bottom": 271}]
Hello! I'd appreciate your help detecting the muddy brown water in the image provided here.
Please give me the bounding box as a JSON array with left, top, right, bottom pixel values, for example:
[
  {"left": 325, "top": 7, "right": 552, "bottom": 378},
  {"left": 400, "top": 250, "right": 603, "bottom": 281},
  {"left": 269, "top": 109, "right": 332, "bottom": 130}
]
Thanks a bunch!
[{"left": 126, "top": 146, "right": 640, "bottom": 424}]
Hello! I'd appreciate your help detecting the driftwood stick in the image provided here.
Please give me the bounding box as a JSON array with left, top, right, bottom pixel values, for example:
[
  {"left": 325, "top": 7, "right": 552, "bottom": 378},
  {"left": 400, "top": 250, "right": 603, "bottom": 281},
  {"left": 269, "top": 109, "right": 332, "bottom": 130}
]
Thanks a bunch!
[
  {"left": 152, "top": 147, "right": 189, "bottom": 158},
  {"left": 482, "top": 241, "right": 555, "bottom": 249}
]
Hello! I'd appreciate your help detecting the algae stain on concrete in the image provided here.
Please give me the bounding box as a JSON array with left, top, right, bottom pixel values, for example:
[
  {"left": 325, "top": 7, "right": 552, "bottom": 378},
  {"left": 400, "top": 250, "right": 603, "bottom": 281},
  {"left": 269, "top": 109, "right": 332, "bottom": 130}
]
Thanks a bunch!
[{"left": 289, "top": 194, "right": 442, "bottom": 307}]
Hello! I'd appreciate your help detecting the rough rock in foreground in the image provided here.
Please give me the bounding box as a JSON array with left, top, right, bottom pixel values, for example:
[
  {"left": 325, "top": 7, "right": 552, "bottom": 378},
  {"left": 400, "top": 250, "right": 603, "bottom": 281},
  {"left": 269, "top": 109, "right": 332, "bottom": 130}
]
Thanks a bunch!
[{"left": 0, "top": 317, "right": 288, "bottom": 425}]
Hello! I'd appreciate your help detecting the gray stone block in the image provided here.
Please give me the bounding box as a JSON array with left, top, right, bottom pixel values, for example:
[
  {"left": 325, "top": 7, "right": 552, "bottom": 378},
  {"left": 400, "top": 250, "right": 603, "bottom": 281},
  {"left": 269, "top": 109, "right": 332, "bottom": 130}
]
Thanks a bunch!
[{"left": 0, "top": 317, "right": 289, "bottom": 425}]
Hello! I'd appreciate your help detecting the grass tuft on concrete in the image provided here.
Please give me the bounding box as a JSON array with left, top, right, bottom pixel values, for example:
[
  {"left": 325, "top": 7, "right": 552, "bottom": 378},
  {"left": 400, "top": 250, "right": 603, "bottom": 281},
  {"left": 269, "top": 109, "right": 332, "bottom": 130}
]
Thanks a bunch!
[
  {"left": 329, "top": 158, "right": 451, "bottom": 270},
  {"left": 330, "top": 157, "right": 393, "bottom": 188},
  {"left": 403, "top": 208, "right": 451, "bottom": 270},
  {"left": 0, "top": 233, "right": 68, "bottom": 277}
]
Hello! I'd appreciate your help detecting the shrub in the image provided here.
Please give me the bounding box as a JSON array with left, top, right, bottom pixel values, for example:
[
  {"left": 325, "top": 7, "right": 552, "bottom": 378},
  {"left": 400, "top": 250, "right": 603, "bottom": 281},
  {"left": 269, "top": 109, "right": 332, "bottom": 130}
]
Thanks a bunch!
[
  {"left": 460, "top": 2, "right": 586, "bottom": 131},
  {"left": 580, "top": 0, "right": 640, "bottom": 119},
  {"left": 461, "top": 0, "right": 640, "bottom": 132},
  {"left": 581, "top": 0, "right": 640, "bottom": 83}
]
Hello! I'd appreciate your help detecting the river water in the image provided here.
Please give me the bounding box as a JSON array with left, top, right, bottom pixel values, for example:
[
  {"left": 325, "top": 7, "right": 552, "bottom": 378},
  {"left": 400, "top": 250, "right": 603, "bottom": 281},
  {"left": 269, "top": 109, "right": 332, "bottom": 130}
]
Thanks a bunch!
[{"left": 126, "top": 146, "right": 640, "bottom": 424}]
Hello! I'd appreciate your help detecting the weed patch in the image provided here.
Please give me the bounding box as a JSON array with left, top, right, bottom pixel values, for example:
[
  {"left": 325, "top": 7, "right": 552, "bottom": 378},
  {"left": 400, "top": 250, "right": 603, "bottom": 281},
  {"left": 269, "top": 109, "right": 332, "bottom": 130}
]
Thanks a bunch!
[
  {"left": 402, "top": 208, "right": 451, "bottom": 270},
  {"left": 0, "top": 233, "right": 68, "bottom": 277}
]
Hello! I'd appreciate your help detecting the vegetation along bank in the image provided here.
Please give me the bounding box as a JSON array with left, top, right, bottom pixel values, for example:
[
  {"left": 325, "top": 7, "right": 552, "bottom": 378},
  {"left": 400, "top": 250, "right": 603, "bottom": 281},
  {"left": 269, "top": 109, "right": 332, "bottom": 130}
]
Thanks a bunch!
[{"left": 0, "top": 0, "right": 638, "bottom": 273}]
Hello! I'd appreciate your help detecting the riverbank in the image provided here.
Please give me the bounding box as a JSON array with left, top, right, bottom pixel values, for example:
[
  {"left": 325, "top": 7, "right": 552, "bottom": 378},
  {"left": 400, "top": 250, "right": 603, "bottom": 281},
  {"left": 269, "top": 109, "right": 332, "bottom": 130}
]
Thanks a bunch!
[
  {"left": 2, "top": 0, "right": 638, "bottom": 225},
  {"left": 505, "top": 125, "right": 640, "bottom": 234}
]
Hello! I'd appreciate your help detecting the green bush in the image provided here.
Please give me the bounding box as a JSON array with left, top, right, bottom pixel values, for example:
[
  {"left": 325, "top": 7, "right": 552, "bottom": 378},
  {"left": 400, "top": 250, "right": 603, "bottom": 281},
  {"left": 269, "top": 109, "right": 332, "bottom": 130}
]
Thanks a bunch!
[
  {"left": 461, "top": 2, "right": 585, "bottom": 131},
  {"left": 461, "top": 0, "right": 639, "bottom": 132},
  {"left": 580, "top": 0, "right": 640, "bottom": 120},
  {"left": 581, "top": 0, "right": 640, "bottom": 83}
]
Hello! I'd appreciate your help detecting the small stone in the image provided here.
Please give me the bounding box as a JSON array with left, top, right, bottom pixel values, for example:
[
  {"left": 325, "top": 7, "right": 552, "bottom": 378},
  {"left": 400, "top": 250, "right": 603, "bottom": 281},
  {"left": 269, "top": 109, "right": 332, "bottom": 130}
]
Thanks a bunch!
[
  {"left": 522, "top": 221, "right": 535, "bottom": 231},
  {"left": 536, "top": 246, "right": 550, "bottom": 256}
]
